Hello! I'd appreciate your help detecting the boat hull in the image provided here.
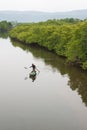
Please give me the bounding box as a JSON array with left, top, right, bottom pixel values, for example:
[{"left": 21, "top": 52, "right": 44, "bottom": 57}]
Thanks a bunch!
[{"left": 29, "top": 71, "right": 36, "bottom": 76}]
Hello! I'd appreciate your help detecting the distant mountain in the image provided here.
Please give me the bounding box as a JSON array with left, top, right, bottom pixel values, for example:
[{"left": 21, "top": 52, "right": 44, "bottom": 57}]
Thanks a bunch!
[{"left": 0, "top": 10, "right": 87, "bottom": 23}]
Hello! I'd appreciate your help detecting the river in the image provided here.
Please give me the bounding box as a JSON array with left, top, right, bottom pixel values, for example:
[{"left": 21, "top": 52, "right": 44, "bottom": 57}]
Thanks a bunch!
[{"left": 0, "top": 36, "right": 87, "bottom": 130}]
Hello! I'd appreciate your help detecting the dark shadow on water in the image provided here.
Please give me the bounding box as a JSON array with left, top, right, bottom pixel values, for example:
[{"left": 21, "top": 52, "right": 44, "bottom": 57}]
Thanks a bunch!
[
  {"left": 29, "top": 75, "right": 36, "bottom": 82},
  {"left": 11, "top": 39, "right": 87, "bottom": 106},
  {"left": 24, "top": 75, "right": 36, "bottom": 82}
]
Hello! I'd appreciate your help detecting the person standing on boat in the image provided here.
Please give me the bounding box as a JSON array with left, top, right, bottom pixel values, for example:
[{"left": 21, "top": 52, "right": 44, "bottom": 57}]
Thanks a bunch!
[
  {"left": 30, "top": 63, "right": 40, "bottom": 72},
  {"left": 30, "top": 64, "right": 36, "bottom": 71}
]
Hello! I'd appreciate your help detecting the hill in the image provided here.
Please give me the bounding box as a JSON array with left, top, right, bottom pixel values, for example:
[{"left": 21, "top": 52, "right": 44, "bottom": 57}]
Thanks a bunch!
[{"left": 0, "top": 9, "right": 87, "bottom": 23}]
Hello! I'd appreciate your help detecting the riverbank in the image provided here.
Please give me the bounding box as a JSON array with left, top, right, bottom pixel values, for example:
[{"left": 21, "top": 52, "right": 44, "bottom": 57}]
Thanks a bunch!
[{"left": 9, "top": 19, "right": 87, "bottom": 70}]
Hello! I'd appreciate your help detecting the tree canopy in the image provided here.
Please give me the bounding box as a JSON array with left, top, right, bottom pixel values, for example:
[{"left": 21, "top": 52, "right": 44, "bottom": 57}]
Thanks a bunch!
[
  {"left": 9, "top": 18, "right": 87, "bottom": 70},
  {"left": 0, "top": 21, "right": 12, "bottom": 32}
]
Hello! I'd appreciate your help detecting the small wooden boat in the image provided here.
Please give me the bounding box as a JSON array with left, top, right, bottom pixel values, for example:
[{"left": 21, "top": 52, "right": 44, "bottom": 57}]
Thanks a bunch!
[{"left": 29, "top": 71, "right": 37, "bottom": 76}]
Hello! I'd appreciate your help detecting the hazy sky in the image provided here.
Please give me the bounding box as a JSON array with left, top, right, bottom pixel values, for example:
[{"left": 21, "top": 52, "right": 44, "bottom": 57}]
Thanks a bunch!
[{"left": 0, "top": 0, "right": 87, "bottom": 12}]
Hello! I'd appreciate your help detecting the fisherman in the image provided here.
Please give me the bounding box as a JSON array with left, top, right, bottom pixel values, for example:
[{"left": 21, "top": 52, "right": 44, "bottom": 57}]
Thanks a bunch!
[{"left": 30, "top": 64, "right": 36, "bottom": 71}]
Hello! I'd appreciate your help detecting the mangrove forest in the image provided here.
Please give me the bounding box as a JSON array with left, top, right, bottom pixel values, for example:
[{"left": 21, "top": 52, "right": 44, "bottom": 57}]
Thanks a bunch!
[{"left": 9, "top": 18, "right": 87, "bottom": 70}]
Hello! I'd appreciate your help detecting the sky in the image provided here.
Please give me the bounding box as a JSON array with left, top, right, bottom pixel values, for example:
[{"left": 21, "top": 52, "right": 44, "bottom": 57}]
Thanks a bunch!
[{"left": 0, "top": 0, "right": 87, "bottom": 12}]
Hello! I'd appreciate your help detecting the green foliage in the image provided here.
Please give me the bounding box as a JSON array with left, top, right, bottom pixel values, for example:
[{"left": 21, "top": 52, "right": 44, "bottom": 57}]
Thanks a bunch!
[
  {"left": 9, "top": 19, "right": 87, "bottom": 70},
  {"left": 0, "top": 21, "right": 12, "bottom": 32},
  {"left": 82, "top": 61, "right": 87, "bottom": 69},
  {"left": 55, "top": 25, "right": 73, "bottom": 56},
  {"left": 66, "top": 21, "right": 87, "bottom": 69}
]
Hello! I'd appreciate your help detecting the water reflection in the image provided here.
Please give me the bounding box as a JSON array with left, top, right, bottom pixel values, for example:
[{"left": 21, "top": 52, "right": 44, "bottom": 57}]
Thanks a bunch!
[
  {"left": 29, "top": 73, "right": 37, "bottom": 82},
  {"left": 11, "top": 39, "right": 87, "bottom": 106}
]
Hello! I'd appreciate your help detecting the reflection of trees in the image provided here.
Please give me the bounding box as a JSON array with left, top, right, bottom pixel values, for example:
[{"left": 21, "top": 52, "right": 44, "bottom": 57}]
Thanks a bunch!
[
  {"left": 11, "top": 39, "right": 87, "bottom": 106},
  {"left": 68, "top": 70, "right": 87, "bottom": 106},
  {"left": 0, "top": 32, "right": 8, "bottom": 39}
]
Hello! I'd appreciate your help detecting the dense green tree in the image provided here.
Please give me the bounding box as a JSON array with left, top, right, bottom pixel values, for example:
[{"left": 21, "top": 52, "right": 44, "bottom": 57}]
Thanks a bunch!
[
  {"left": 0, "top": 21, "right": 12, "bottom": 32},
  {"left": 66, "top": 21, "right": 87, "bottom": 69}
]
